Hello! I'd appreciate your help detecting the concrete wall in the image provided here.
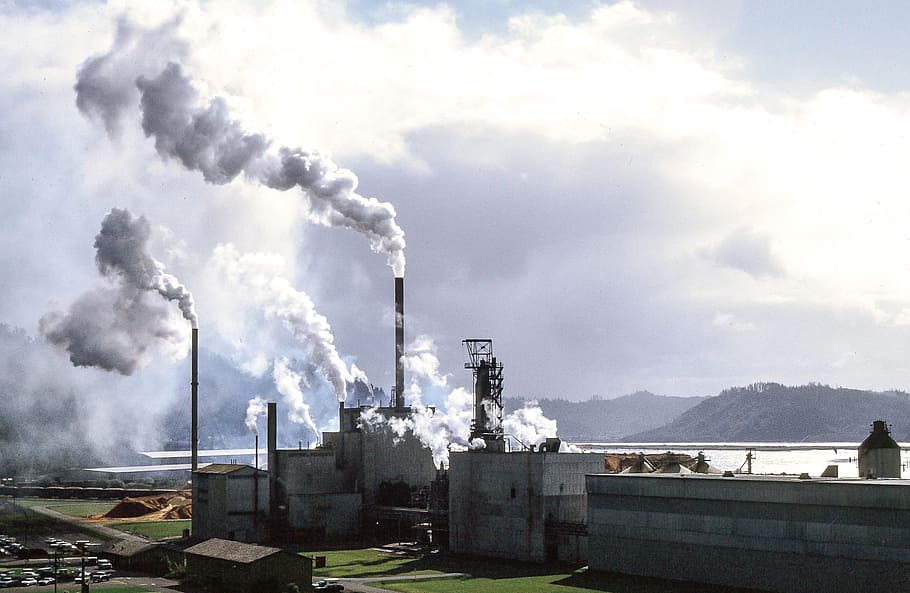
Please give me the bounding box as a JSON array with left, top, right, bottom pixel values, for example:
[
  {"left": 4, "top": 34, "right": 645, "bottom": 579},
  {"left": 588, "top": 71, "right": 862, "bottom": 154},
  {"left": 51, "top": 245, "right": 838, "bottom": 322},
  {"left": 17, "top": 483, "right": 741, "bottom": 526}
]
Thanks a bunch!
[
  {"left": 287, "top": 492, "right": 361, "bottom": 538},
  {"left": 193, "top": 468, "right": 269, "bottom": 542},
  {"left": 278, "top": 449, "right": 353, "bottom": 494},
  {"left": 587, "top": 473, "right": 910, "bottom": 593},
  {"left": 449, "top": 451, "right": 602, "bottom": 563},
  {"left": 360, "top": 408, "right": 438, "bottom": 506}
]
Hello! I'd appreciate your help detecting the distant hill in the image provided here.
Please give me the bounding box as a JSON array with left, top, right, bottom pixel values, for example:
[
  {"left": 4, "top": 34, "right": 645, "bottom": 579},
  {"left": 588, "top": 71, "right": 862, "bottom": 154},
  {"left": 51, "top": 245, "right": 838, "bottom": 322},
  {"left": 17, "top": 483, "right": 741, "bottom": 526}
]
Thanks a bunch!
[
  {"left": 625, "top": 383, "right": 910, "bottom": 442},
  {"left": 504, "top": 391, "right": 706, "bottom": 441}
]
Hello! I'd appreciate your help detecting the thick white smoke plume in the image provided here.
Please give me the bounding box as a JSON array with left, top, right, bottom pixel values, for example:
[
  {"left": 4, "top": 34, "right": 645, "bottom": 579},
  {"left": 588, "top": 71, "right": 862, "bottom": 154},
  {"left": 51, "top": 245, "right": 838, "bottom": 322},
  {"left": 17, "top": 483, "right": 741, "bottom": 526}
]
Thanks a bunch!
[
  {"left": 213, "top": 244, "right": 361, "bottom": 401},
  {"left": 40, "top": 208, "right": 195, "bottom": 375},
  {"left": 75, "top": 26, "right": 406, "bottom": 276},
  {"left": 273, "top": 357, "right": 319, "bottom": 443},
  {"left": 503, "top": 402, "right": 558, "bottom": 450},
  {"left": 244, "top": 395, "right": 268, "bottom": 434},
  {"left": 360, "top": 335, "right": 565, "bottom": 467},
  {"left": 94, "top": 208, "right": 197, "bottom": 327}
]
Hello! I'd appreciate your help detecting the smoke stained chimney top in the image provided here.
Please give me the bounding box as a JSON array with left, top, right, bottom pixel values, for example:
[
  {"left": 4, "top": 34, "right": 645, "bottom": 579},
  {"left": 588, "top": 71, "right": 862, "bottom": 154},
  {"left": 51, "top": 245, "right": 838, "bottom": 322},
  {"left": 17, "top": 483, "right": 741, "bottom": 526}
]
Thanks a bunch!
[{"left": 395, "top": 276, "right": 404, "bottom": 409}]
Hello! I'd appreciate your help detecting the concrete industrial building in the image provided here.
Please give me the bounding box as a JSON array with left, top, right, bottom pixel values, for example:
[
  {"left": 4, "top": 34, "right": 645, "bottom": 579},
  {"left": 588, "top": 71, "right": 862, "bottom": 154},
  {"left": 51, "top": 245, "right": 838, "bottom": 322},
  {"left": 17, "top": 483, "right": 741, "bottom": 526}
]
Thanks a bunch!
[
  {"left": 185, "top": 538, "right": 312, "bottom": 593},
  {"left": 587, "top": 472, "right": 910, "bottom": 593},
  {"left": 269, "top": 403, "right": 438, "bottom": 541},
  {"left": 449, "top": 447, "right": 603, "bottom": 562},
  {"left": 193, "top": 464, "right": 269, "bottom": 542}
]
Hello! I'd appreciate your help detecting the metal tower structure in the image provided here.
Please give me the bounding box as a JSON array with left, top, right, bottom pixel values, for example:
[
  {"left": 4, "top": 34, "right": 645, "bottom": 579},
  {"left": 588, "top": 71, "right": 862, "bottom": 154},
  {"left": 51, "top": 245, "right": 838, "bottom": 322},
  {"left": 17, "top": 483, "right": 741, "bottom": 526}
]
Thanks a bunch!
[{"left": 463, "top": 339, "right": 504, "bottom": 443}]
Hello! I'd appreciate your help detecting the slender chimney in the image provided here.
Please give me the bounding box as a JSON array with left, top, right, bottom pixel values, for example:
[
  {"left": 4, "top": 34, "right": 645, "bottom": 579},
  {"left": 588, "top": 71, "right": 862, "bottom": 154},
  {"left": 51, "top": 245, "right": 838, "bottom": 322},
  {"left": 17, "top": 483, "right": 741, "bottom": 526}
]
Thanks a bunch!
[
  {"left": 267, "top": 401, "right": 278, "bottom": 515},
  {"left": 191, "top": 327, "right": 198, "bottom": 471},
  {"left": 395, "top": 276, "right": 404, "bottom": 409}
]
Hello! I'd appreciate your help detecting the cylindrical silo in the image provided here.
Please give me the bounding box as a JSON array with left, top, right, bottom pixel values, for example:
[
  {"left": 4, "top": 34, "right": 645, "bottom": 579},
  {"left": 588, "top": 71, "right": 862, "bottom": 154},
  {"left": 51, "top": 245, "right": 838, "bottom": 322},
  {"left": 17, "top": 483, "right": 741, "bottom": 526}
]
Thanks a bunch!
[{"left": 858, "top": 419, "right": 901, "bottom": 478}]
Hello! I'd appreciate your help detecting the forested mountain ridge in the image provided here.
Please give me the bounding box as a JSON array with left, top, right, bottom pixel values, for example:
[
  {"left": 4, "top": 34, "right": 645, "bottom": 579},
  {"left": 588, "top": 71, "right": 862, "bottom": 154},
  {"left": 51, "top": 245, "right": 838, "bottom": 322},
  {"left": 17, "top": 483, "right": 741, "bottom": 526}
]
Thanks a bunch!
[
  {"left": 625, "top": 383, "right": 910, "bottom": 442},
  {"left": 505, "top": 391, "right": 705, "bottom": 441}
]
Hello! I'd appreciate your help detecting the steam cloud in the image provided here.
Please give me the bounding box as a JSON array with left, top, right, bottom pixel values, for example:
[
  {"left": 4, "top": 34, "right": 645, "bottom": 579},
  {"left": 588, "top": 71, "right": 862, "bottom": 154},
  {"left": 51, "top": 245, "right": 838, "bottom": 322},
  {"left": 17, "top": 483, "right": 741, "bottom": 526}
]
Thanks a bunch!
[
  {"left": 244, "top": 396, "right": 268, "bottom": 434},
  {"left": 213, "top": 244, "right": 364, "bottom": 401},
  {"left": 75, "top": 26, "right": 406, "bottom": 276},
  {"left": 40, "top": 208, "right": 195, "bottom": 374},
  {"left": 360, "top": 336, "right": 564, "bottom": 467},
  {"left": 273, "top": 357, "right": 319, "bottom": 443}
]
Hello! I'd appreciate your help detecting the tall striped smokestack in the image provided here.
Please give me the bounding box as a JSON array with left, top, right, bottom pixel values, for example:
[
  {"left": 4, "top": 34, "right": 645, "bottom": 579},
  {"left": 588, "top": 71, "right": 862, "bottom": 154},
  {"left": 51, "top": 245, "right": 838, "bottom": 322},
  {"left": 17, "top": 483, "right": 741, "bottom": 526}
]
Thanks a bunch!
[
  {"left": 191, "top": 327, "right": 198, "bottom": 471},
  {"left": 395, "top": 276, "right": 404, "bottom": 409}
]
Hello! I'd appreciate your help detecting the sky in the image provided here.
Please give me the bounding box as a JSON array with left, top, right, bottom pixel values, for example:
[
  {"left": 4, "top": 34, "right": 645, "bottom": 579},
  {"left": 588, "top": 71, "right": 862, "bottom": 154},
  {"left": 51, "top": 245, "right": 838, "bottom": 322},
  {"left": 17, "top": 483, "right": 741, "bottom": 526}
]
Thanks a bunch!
[{"left": 5, "top": 0, "right": 910, "bottom": 439}]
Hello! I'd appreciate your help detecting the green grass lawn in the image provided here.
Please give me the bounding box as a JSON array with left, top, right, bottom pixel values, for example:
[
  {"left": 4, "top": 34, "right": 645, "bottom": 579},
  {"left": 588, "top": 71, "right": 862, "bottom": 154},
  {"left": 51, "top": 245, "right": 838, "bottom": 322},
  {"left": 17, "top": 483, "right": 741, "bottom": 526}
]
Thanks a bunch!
[
  {"left": 110, "top": 520, "right": 190, "bottom": 539},
  {"left": 307, "top": 548, "right": 442, "bottom": 578},
  {"left": 307, "top": 548, "right": 767, "bottom": 593},
  {"left": 373, "top": 567, "right": 767, "bottom": 593},
  {"left": 44, "top": 501, "right": 118, "bottom": 517},
  {"left": 9, "top": 498, "right": 117, "bottom": 517}
]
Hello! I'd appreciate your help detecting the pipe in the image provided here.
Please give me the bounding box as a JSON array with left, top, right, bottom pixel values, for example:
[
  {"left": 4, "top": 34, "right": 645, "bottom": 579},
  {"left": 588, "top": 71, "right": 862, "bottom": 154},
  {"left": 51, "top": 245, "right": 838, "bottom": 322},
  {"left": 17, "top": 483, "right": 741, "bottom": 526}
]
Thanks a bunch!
[
  {"left": 395, "top": 276, "right": 404, "bottom": 409},
  {"left": 191, "top": 327, "right": 198, "bottom": 472}
]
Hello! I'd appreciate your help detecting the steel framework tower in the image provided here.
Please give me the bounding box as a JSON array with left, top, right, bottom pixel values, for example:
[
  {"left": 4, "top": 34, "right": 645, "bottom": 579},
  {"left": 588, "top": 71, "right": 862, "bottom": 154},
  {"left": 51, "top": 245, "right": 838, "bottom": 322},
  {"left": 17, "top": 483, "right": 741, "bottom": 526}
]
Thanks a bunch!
[{"left": 463, "top": 339, "right": 504, "bottom": 443}]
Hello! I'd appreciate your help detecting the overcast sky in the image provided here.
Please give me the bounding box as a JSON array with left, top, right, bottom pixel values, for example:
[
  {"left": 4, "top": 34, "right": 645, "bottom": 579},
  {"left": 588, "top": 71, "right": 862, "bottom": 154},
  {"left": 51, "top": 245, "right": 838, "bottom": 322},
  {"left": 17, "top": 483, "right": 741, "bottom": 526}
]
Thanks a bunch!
[{"left": 5, "top": 0, "right": 910, "bottom": 415}]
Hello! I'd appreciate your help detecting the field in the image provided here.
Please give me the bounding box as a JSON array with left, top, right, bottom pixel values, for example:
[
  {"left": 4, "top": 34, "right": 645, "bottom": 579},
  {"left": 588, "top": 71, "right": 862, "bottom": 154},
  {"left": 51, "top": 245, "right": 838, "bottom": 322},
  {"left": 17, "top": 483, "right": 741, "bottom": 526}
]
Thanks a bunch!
[
  {"left": 310, "top": 548, "right": 765, "bottom": 593},
  {"left": 309, "top": 548, "right": 442, "bottom": 578},
  {"left": 14, "top": 499, "right": 118, "bottom": 517},
  {"left": 8, "top": 497, "right": 190, "bottom": 541}
]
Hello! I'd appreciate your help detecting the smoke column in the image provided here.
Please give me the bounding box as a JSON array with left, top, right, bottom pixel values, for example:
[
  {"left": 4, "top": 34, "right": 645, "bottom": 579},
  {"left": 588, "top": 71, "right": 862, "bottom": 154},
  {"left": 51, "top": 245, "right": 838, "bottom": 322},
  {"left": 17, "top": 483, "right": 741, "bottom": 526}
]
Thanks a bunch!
[
  {"left": 245, "top": 396, "right": 268, "bottom": 434},
  {"left": 213, "top": 243, "right": 363, "bottom": 401},
  {"left": 361, "top": 335, "right": 565, "bottom": 466},
  {"left": 94, "top": 208, "right": 197, "bottom": 327},
  {"left": 273, "top": 357, "right": 319, "bottom": 443},
  {"left": 41, "top": 208, "right": 196, "bottom": 374},
  {"left": 76, "top": 30, "right": 406, "bottom": 276}
]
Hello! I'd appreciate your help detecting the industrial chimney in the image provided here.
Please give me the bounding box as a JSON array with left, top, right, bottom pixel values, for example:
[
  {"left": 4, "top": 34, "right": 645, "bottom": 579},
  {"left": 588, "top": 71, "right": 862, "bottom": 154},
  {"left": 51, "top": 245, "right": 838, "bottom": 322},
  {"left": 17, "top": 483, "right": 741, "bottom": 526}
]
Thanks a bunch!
[
  {"left": 395, "top": 276, "right": 405, "bottom": 409},
  {"left": 267, "top": 401, "right": 278, "bottom": 514},
  {"left": 191, "top": 327, "right": 198, "bottom": 471}
]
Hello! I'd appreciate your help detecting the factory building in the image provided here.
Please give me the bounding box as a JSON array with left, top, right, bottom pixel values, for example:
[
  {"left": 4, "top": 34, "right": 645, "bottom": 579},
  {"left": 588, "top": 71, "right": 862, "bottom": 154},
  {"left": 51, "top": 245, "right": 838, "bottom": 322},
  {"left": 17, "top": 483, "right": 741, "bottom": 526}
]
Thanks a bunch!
[
  {"left": 191, "top": 280, "right": 601, "bottom": 557},
  {"left": 268, "top": 403, "right": 437, "bottom": 541},
  {"left": 185, "top": 538, "right": 311, "bottom": 593},
  {"left": 587, "top": 472, "right": 910, "bottom": 593},
  {"left": 192, "top": 464, "right": 269, "bottom": 543},
  {"left": 448, "top": 339, "right": 603, "bottom": 562},
  {"left": 449, "top": 446, "right": 602, "bottom": 562}
]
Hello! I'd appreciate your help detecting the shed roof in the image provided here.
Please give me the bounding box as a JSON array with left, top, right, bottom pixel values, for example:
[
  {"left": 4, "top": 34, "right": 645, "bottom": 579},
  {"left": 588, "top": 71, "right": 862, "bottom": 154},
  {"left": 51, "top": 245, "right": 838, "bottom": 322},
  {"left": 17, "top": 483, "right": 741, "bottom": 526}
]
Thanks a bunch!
[
  {"left": 185, "top": 538, "right": 284, "bottom": 564},
  {"left": 104, "top": 539, "right": 161, "bottom": 557},
  {"left": 196, "top": 464, "right": 252, "bottom": 475}
]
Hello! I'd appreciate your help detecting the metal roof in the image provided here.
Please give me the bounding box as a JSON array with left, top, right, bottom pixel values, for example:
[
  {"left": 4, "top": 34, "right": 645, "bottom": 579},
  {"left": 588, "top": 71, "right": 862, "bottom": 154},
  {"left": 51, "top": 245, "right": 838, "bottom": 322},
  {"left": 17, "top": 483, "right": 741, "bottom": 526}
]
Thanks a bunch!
[
  {"left": 195, "top": 464, "right": 252, "bottom": 475},
  {"left": 84, "top": 463, "right": 210, "bottom": 473},
  {"left": 185, "top": 538, "right": 284, "bottom": 564}
]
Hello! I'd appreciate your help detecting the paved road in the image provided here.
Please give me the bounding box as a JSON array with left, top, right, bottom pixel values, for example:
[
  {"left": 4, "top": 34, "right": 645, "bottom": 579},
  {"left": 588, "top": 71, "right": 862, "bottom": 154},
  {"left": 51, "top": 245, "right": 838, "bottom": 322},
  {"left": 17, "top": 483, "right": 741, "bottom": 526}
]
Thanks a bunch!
[{"left": 28, "top": 506, "right": 146, "bottom": 543}]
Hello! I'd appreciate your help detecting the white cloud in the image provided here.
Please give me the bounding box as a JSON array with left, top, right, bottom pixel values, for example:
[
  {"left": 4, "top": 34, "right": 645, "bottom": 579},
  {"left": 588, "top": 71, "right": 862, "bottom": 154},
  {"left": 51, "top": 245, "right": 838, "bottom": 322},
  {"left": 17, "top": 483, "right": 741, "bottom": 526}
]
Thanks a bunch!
[{"left": 3, "top": 0, "right": 910, "bottom": 408}]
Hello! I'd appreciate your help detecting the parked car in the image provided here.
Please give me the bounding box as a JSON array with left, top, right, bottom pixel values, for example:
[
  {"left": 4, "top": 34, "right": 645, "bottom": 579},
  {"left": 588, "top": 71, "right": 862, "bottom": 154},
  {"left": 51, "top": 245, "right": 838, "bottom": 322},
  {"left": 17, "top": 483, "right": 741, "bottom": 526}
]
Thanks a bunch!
[
  {"left": 0, "top": 578, "right": 20, "bottom": 588},
  {"left": 96, "top": 560, "right": 112, "bottom": 570},
  {"left": 312, "top": 579, "right": 344, "bottom": 592},
  {"left": 89, "top": 572, "right": 110, "bottom": 583},
  {"left": 20, "top": 577, "right": 37, "bottom": 586},
  {"left": 37, "top": 577, "right": 55, "bottom": 586}
]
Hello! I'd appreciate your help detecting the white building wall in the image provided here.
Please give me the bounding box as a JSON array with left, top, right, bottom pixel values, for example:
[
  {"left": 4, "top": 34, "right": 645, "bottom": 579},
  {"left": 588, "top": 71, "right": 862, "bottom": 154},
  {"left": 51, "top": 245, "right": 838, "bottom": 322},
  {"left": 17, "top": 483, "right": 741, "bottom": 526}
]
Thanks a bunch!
[
  {"left": 587, "top": 473, "right": 910, "bottom": 593},
  {"left": 449, "top": 451, "right": 602, "bottom": 563}
]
